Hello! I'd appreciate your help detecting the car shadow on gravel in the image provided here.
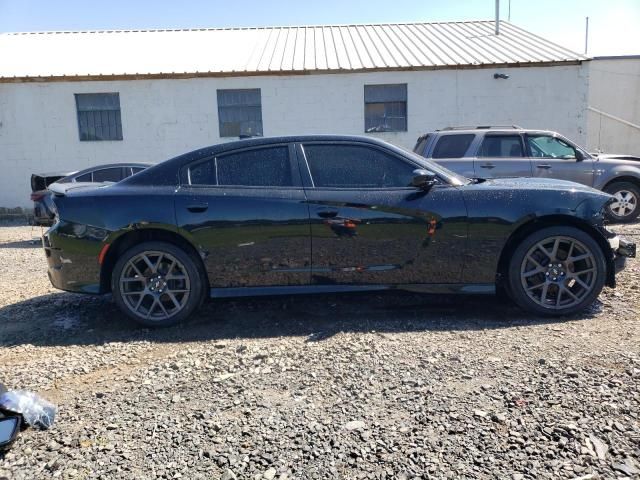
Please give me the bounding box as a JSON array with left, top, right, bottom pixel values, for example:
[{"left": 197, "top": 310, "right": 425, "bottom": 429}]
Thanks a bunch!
[
  {"left": 0, "top": 239, "right": 41, "bottom": 249},
  {"left": 0, "top": 290, "right": 599, "bottom": 348}
]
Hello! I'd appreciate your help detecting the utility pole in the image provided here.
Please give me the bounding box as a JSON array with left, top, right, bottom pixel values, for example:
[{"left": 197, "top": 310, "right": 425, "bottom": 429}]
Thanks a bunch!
[
  {"left": 508, "top": 0, "right": 511, "bottom": 22},
  {"left": 495, "top": 0, "right": 500, "bottom": 35},
  {"left": 584, "top": 16, "right": 589, "bottom": 54}
]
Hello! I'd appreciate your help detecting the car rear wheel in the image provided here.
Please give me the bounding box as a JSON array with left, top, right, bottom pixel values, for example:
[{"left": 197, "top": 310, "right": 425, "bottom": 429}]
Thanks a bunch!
[
  {"left": 604, "top": 181, "right": 640, "bottom": 223},
  {"left": 112, "top": 241, "right": 205, "bottom": 327},
  {"left": 507, "top": 227, "right": 606, "bottom": 316}
]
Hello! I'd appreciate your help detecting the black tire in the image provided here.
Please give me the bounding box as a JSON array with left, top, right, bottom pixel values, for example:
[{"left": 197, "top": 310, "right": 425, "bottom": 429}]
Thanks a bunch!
[
  {"left": 604, "top": 181, "right": 640, "bottom": 223},
  {"left": 111, "top": 241, "right": 205, "bottom": 327},
  {"left": 507, "top": 226, "right": 607, "bottom": 317}
]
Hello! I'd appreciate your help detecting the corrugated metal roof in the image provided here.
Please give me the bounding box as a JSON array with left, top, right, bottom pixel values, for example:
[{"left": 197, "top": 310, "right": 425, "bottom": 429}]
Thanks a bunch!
[{"left": 0, "top": 21, "right": 586, "bottom": 80}]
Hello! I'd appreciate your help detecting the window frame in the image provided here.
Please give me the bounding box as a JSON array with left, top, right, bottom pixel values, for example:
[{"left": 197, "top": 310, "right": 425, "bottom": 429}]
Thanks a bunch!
[
  {"left": 216, "top": 88, "right": 264, "bottom": 138},
  {"left": 74, "top": 93, "right": 123, "bottom": 142},
  {"left": 181, "top": 143, "right": 301, "bottom": 189},
  {"left": 364, "top": 84, "right": 408, "bottom": 133},
  {"left": 477, "top": 134, "right": 526, "bottom": 158},
  {"left": 295, "top": 141, "right": 439, "bottom": 191}
]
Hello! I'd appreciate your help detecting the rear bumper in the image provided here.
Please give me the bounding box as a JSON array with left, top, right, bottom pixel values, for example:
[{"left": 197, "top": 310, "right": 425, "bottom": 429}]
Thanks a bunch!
[{"left": 42, "top": 223, "right": 104, "bottom": 294}]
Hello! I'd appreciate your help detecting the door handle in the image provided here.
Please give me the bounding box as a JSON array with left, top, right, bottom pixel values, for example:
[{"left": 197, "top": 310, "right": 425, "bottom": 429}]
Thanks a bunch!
[
  {"left": 480, "top": 163, "right": 495, "bottom": 169},
  {"left": 536, "top": 164, "right": 552, "bottom": 169},
  {"left": 187, "top": 203, "right": 208, "bottom": 213},
  {"left": 316, "top": 208, "right": 338, "bottom": 219}
]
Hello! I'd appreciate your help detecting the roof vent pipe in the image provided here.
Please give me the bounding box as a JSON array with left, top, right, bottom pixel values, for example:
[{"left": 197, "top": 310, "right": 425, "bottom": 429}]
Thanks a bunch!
[{"left": 495, "top": 0, "right": 500, "bottom": 35}]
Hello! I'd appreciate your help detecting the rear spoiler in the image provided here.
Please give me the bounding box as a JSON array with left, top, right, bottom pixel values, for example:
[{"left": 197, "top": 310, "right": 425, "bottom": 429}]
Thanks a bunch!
[{"left": 48, "top": 182, "right": 112, "bottom": 196}]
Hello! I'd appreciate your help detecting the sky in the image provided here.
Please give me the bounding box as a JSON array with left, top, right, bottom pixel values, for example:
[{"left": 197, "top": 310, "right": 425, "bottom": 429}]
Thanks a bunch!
[{"left": 0, "top": 0, "right": 638, "bottom": 56}]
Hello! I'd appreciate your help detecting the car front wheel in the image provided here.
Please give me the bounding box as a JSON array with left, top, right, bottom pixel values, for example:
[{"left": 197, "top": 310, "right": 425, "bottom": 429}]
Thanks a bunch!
[
  {"left": 507, "top": 227, "right": 607, "bottom": 316},
  {"left": 112, "top": 241, "right": 205, "bottom": 327},
  {"left": 604, "top": 181, "right": 640, "bottom": 223}
]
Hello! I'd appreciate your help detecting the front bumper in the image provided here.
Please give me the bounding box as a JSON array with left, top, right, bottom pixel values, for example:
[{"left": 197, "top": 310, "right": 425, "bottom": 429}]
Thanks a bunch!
[{"left": 609, "top": 235, "right": 636, "bottom": 273}]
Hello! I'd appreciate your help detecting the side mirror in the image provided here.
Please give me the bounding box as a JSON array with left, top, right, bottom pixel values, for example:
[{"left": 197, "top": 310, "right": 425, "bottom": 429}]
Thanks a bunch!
[
  {"left": 575, "top": 150, "right": 584, "bottom": 161},
  {"left": 411, "top": 169, "right": 437, "bottom": 190},
  {"left": 0, "top": 416, "right": 21, "bottom": 451}
]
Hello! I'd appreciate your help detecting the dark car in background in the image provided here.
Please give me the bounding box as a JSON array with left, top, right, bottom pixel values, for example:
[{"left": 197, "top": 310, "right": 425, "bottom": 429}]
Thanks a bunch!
[
  {"left": 413, "top": 126, "right": 640, "bottom": 223},
  {"left": 31, "top": 163, "right": 151, "bottom": 226},
  {"left": 43, "top": 135, "right": 635, "bottom": 327}
]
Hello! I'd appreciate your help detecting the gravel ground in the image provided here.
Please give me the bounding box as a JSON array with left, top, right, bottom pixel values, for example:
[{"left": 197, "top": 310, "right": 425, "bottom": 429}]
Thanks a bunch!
[{"left": 0, "top": 222, "right": 639, "bottom": 479}]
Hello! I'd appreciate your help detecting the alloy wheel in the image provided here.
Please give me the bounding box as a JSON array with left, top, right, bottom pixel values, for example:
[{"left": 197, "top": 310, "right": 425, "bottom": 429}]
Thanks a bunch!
[
  {"left": 609, "top": 190, "right": 637, "bottom": 218},
  {"left": 520, "top": 236, "right": 597, "bottom": 310},
  {"left": 119, "top": 250, "right": 191, "bottom": 321}
]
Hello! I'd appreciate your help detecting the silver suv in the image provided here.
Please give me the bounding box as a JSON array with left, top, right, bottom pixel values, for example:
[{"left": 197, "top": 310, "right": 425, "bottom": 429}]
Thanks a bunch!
[{"left": 414, "top": 126, "right": 640, "bottom": 223}]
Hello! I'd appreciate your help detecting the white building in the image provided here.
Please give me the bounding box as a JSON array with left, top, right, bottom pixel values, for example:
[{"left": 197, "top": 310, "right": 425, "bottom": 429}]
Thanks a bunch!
[
  {"left": 587, "top": 55, "right": 640, "bottom": 155},
  {"left": 0, "top": 21, "right": 594, "bottom": 209}
]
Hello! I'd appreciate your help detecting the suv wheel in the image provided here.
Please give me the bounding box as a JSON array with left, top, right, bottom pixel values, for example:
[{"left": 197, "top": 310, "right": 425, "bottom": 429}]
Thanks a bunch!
[
  {"left": 604, "top": 182, "right": 640, "bottom": 223},
  {"left": 112, "top": 241, "right": 205, "bottom": 327},
  {"left": 507, "top": 227, "right": 606, "bottom": 316}
]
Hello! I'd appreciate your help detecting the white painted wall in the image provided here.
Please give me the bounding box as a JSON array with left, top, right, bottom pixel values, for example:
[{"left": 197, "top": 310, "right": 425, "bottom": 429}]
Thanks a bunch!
[
  {"left": 0, "top": 64, "right": 588, "bottom": 208},
  {"left": 587, "top": 57, "right": 640, "bottom": 155}
]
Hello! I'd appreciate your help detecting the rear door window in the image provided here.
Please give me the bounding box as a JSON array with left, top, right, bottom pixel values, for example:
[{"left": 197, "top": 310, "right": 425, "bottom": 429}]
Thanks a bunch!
[
  {"left": 432, "top": 134, "right": 475, "bottom": 159},
  {"left": 303, "top": 143, "right": 415, "bottom": 188},
  {"left": 188, "top": 146, "right": 293, "bottom": 187},
  {"left": 93, "top": 167, "right": 124, "bottom": 182},
  {"left": 479, "top": 135, "right": 524, "bottom": 157}
]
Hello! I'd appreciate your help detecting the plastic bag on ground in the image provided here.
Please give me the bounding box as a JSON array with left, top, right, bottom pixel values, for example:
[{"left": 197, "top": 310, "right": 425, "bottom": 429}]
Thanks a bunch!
[{"left": 0, "top": 390, "right": 57, "bottom": 429}]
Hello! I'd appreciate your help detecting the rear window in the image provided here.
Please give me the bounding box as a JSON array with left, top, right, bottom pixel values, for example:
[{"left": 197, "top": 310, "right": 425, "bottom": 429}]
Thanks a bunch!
[
  {"left": 75, "top": 172, "right": 92, "bottom": 182},
  {"left": 413, "top": 134, "right": 431, "bottom": 156},
  {"left": 93, "top": 167, "right": 124, "bottom": 182},
  {"left": 432, "top": 134, "right": 475, "bottom": 159}
]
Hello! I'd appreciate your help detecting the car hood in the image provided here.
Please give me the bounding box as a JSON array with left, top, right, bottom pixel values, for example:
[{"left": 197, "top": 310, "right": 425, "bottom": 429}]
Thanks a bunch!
[
  {"left": 592, "top": 153, "right": 640, "bottom": 162},
  {"left": 463, "top": 177, "right": 613, "bottom": 221},
  {"left": 477, "top": 176, "right": 606, "bottom": 194}
]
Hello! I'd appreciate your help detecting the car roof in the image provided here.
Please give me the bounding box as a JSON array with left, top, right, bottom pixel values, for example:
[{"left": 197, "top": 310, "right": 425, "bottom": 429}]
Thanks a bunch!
[{"left": 426, "top": 128, "right": 558, "bottom": 136}]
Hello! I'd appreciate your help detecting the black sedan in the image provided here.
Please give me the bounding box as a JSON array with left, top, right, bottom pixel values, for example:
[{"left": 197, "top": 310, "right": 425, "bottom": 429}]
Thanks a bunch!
[
  {"left": 42, "top": 136, "right": 635, "bottom": 327},
  {"left": 31, "top": 163, "right": 151, "bottom": 226}
]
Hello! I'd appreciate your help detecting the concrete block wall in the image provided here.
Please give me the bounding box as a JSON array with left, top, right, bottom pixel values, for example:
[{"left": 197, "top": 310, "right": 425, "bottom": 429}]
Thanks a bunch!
[{"left": 0, "top": 64, "right": 588, "bottom": 208}]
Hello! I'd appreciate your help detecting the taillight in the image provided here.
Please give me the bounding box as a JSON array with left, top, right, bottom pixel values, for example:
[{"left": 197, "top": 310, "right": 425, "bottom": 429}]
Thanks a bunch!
[{"left": 30, "top": 192, "right": 46, "bottom": 201}]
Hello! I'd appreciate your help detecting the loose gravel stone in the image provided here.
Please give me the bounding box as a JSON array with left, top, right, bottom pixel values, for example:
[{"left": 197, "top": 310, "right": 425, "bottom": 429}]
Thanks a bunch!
[{"left": 0, "top": 222, "right": 639, "bottom": 479}]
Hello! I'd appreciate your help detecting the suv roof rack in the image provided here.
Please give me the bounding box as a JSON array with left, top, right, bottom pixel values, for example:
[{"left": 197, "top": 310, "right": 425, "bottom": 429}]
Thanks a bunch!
[{"left": 438, "top": 125, "right": 523, "bottom": 131}]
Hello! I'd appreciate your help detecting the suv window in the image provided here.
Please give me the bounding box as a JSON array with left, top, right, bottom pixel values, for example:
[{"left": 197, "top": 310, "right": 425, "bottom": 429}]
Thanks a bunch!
[
  {"left": 413, "top": 134, "right": 431, "bottom": 155},
  {"left": 432, "top": 134, "right": 475, "bottom": 159},
  {"left": 527, "top": 135, "right": 577, "bottom": 159},
  {"left": 93, "top": 167, "right": 124, "bottom": 182},
  {"left": 479, "top": 135, "right": 524, "bottom": 157},
  {"left": 303, "top": 144, "right": 415, "bottom": 188},
  {"left": 188, "top": 146, "right": 292, "bottom": 187},
  {"left": 131, "top": 167, "right": 146, "bottom": 175}
]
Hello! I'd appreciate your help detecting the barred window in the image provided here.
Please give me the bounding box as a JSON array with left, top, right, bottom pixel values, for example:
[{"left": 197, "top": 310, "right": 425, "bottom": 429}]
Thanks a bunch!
[
  {"left": 217, "top": 89, "right": 263, "bottom": 138},
  {"left": 75, "top": 93, "right": 123, "bottom": 141},
  {"left": 364, "top": 84, "right": 407, "bottom": 133}
]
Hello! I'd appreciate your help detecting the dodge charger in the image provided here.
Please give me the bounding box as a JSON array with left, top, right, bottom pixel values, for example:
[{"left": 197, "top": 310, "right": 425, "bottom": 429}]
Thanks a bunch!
[{"left": 43, "top": 136, "right": 636, "bottom": 326}]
